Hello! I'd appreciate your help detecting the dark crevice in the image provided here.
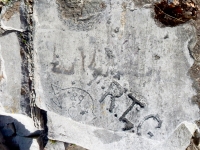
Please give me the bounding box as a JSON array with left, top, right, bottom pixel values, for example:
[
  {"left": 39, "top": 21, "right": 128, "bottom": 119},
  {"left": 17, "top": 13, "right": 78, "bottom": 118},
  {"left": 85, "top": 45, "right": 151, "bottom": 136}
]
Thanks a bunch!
[
  {"left": 16, "top": 0, "right": 49, "bottom": 149},
  {"left": 35, "top": 108, "right": 48, "bottom": 149}
]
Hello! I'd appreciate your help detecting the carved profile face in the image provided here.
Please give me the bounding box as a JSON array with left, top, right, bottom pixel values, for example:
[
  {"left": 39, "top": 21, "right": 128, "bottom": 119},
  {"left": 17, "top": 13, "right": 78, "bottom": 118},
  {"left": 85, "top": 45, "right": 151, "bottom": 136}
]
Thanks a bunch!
[{"left": 49, "top": 85, "right": 95, "bottom": 123}]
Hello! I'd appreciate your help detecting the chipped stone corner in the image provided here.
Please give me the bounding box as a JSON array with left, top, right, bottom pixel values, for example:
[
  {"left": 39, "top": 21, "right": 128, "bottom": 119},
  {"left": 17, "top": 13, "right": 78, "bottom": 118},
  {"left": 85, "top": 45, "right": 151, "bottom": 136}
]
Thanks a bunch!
[{"left": 154, "top": 121, "right": 199, "bottom": 150}]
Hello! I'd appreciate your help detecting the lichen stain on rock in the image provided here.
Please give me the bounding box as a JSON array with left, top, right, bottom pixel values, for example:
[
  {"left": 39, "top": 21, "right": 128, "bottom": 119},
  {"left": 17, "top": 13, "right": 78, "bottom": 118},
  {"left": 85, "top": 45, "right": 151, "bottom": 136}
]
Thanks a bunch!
[
  {"left": 0, "top": 73, "right": 4, "bottom": 82},
  {"left": 56, "top": 0, "right": 107, "bottom": 31},
  {"left": 119, "top": 2, "right": 127, "bottom": 39},
  {"left": 1, "top": 1, "right": 20, "bottom": 21},
  {"left": 192, "top": 94, "right": 200, "bottom": 108},
  {"left": 189, "top": 62, "right": 200, "bottom": 80},
  {"left": 64, "top": 143, "right": 88, "bottom": 150},
  {"left": 0, "top": 57, "right": 5, "bottom": 83}
]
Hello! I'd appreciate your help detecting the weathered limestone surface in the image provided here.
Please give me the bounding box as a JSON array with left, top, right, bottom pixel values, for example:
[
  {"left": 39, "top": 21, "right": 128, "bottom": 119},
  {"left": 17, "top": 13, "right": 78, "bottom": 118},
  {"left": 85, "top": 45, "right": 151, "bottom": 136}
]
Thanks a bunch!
[
  {"left": 47, "top": 111, "right": 160, "bottom": 150},
  {"left": 0, "top": 32, "right": 21, "bottom": 113},
  {"left": 0, "top": 0, "right": 199, "bottom": 149},
  {"left": 47, "top": 114, "right": 198, "bottom": 150},
  {"left": 33, "top": 0, "right": 199, "bottom": 148}
]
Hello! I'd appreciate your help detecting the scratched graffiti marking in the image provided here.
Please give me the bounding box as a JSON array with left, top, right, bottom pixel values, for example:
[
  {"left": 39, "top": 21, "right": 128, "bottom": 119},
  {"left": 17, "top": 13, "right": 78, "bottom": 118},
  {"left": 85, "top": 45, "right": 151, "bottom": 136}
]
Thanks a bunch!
[
  {"left": 119, "top": 93, "right": 146, "bottom": 131},
  {"left": 48, "top": 81, "right": 162, "bottom": 136},
  {"left": 51, "top": 61, "right": 75, "bottom": 75},
  {"left": 99, "top": 81, "right": 125, "bottom": 112},
  {"left": 98, "top": 81, "right": 162, "bottom": 136},
  {"left": 137, "top": 114, "right": 162, "bottom": 136},
  {"left": 87, "top": 49, "right": 109, "bottom": 86},
  {"left": 56, "top": 0, "right": 107, "bottom": 31},
  {"left": 49, "top": 84, "right": 95, "bottom": 122},
  {"left": 99, "top": 81, "right": 147, "bottom": 131}
]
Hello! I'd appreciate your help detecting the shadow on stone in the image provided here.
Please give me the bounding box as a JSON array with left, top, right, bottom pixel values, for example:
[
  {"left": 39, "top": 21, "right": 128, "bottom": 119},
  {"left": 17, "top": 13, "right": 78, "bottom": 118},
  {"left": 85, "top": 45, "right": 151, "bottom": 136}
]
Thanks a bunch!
[{"left": 0, "top": 115, "right": 32, "bottom": 150}]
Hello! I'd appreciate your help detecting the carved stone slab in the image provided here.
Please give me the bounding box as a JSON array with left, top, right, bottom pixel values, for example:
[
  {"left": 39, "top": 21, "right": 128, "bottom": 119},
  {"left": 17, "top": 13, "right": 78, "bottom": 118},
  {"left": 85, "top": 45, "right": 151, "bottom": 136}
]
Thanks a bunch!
[{"left": 34, "top": 0, "right": 199, "bottom": 145}]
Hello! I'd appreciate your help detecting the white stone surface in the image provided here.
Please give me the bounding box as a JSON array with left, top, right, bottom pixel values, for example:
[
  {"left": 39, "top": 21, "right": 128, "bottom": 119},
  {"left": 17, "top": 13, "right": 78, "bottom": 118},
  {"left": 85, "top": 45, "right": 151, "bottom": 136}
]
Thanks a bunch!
[
  {"left": 34, "top": 0, "right": 199, "bottom": 142},
  {"left": 0, "top": 0, "right": 198, "bottom": 149},
  {"left": 0, "top": 32, "right": 21, "bottom": 114},
  {"left": 47, "top": 111, "right": 198, "bottom": 150},
  {"left": 47, "top": 111, "right": 159, "bottom": 150},
  {"left": 44, "top": 140, "right": 66, "bottom": 150}
]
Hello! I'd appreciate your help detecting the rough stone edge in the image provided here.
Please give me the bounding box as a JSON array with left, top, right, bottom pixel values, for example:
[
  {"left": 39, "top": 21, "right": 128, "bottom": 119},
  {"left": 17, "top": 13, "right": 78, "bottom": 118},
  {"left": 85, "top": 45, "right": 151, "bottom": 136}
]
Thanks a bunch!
[
  {"left": 16, "top": 0, "right": 48, "bottom": 149},
  {"left": 153, "top": 121, "right": 198, "bottom": 150}
]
